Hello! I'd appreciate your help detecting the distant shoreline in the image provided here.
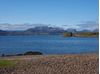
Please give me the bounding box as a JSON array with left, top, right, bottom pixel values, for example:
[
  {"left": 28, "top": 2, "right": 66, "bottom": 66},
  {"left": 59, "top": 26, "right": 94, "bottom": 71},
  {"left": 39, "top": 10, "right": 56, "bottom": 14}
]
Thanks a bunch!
[{"left": 0, "top": 51, "right": 98, "bottom": 57}]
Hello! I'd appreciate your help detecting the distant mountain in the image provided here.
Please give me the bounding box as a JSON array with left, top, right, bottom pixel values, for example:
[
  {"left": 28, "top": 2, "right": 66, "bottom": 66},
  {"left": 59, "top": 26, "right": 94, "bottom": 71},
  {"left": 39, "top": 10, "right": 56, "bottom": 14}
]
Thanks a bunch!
[
  {"left": 66, "top": 28, "right": 77, "bottom": 33},
  {"left": 0, "top": 26, "right": 98, "bottom": 36},
  {"left": 93, "top": 29, "right": 99, "bottom": 32},
  {"left": 0, "top": 30, "right": 8, "bottom": 36},
  {"left": 0, "top": 26, "right": 65, "bottom": 35},
  {"left": 78, "top": 29, "right": 92, "bottom": 33},
  {"left": 26, "top": 26, "right": 65, "bottom": 35},
  {"left": 77, "top": 29, "right": 99, "bottom": 33}
]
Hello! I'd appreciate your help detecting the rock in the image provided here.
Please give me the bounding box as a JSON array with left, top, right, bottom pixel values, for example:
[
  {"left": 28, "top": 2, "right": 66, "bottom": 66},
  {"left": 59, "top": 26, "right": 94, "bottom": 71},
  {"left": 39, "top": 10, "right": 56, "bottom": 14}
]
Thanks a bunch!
[{"left": 24, "top": 51, "right": 43, "bottom": 55}]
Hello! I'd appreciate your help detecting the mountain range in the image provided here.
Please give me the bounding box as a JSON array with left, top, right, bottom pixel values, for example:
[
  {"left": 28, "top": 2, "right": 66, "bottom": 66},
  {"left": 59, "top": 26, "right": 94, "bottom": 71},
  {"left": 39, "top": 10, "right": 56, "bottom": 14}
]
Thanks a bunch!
[{"left": 0, "top": 26, "right": 99, "bottom": 36}]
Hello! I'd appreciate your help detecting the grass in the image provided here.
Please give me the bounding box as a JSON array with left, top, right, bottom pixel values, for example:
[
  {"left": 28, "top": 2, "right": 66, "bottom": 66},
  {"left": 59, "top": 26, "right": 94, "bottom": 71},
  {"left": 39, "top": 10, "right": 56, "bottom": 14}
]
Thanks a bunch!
[
  {"left": 0, "top": 60, "right": 16, "bottom": 68},
  {"left": 76, "top": 32, "right": 99, "bottom": 37},
  {"left": 0, "top": 54, "right": 98, "bottom": 74}
]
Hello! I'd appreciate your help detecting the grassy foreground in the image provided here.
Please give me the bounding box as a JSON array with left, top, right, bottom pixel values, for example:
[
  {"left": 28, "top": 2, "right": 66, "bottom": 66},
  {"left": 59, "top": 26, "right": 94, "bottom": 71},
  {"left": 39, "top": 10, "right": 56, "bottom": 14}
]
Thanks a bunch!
[
  {"left": 0, "top": 54, "right": 98, "bottom": 74},
  {"left": 0, "top": 60, "right": 16, "bottom": 68}
]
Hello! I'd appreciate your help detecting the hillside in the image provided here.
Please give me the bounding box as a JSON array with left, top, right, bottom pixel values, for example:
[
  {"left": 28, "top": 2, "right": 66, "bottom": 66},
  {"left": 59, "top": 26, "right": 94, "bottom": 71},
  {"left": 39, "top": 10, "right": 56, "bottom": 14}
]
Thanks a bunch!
[{"left": 0, "top": 26, "right": 99, "bottom": 37}]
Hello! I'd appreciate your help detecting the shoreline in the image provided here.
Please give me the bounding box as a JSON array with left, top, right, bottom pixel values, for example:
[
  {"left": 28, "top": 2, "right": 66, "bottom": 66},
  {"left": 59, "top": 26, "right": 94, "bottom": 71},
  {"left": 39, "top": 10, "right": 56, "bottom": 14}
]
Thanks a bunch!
[{"left": 0, "top": 54, "right": 99, "bottom": 74}]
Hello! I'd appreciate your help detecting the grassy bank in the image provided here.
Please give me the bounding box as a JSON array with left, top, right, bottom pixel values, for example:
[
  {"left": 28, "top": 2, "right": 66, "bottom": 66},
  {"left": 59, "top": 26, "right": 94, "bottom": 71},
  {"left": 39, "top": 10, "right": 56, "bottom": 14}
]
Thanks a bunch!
[
  {"left": 0, "top": 54, "right": 98, "bottom": 74},
  {"left": 0, "top": 60, "right": 16, "bottom": 68},
  {"left": 63, "top": 32, "right": 99, "bottom": 37}
]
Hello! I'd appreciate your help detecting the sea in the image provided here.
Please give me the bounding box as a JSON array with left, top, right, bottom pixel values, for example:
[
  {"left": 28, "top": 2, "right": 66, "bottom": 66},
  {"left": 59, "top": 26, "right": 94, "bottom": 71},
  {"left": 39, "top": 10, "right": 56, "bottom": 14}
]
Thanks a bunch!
[{"left": 0, "top": 35, "right": 99, "bottom": 55}]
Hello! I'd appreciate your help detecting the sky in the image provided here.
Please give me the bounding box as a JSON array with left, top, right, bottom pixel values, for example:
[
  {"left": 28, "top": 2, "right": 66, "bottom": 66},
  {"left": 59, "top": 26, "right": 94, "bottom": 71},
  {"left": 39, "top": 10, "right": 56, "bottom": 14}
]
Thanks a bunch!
[{"left": 0, "top": 0, "right": 99, "bottom": 30}]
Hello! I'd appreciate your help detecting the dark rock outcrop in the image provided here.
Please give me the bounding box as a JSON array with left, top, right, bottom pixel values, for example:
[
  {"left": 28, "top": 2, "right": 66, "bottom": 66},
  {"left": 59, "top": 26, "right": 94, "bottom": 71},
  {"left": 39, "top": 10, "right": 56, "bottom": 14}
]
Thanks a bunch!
[{"left": 24, "top": 51, "right": 43, "bottom": 55}]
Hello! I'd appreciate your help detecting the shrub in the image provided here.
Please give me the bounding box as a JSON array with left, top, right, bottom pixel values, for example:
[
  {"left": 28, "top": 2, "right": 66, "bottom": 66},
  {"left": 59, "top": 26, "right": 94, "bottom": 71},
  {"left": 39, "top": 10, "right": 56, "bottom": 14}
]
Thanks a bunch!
[
  {"left": 63, "top": 32, "right": 72, "bottom": 37},
  {"left": 24, "top": 51, "right": 43, "bottom": 55}
]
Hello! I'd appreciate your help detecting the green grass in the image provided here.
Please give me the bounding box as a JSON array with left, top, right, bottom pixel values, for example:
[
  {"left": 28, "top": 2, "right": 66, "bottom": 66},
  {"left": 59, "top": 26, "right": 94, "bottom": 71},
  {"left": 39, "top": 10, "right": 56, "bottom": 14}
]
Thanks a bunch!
[
  {"left": 63, "top": 32, "right": 72, "bottom": 37},
  {"left": 0, "top": 60, "right": 16, "bottom": 68},
  {"left": 73, "top": 32, "right": 99, "bottom": 37}
]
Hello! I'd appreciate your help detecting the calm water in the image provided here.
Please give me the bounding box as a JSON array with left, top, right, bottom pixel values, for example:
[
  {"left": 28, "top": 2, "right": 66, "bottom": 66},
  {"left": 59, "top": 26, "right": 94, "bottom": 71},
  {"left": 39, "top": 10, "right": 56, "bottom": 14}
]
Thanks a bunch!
[{"left": 0, "top": 35, "right": 99, "bottom": 55}]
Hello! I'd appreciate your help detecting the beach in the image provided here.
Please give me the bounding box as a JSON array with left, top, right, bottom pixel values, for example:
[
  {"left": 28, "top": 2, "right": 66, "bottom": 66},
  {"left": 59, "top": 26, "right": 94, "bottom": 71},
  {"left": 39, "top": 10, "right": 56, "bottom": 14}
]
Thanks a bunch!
[{"left": 0, "top": 54, "right": 98, "bottom": 74}]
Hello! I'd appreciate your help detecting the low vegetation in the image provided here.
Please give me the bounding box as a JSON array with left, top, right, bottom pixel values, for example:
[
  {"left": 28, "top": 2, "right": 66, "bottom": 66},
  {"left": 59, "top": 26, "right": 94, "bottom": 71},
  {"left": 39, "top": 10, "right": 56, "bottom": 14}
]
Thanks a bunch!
[
  {"left": 75, "top": 32, "right": 99, "bottom": 37},
  {"left": 0, "top": 60, "right": 16, "bottom": 68},
  {"left": 0, "top": 54, "right": 98, "bottom": 74},
  {"left": 63, "top": 32, "right": 73, "bottom": 37},
  {"left": 1, "top": 51, "right": 43, "bottom": 57},
  {"left": 63, "top": 32, "right": 99, "bottom": 37},
  {"left": 24, "top": 51, "right": 43, "bottom": 55}
]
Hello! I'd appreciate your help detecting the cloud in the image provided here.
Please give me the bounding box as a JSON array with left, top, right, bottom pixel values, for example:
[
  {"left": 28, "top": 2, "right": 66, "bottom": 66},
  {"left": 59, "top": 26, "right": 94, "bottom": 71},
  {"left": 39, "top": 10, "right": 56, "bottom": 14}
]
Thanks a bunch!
[
  {"left": 61, "top": 24, "right": 79, "bottom": 30},
  {"left": 0, "top": 23, "right": 49, "bottom": 30},
  {"left": 76, "top": 21, "right": 99, "bottom": 30},
  {"left": 0, "top": 21, "right": 98, "bottom": 31}
]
